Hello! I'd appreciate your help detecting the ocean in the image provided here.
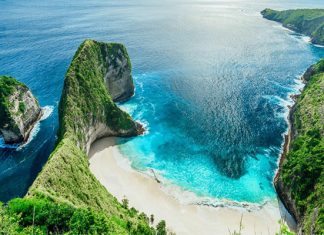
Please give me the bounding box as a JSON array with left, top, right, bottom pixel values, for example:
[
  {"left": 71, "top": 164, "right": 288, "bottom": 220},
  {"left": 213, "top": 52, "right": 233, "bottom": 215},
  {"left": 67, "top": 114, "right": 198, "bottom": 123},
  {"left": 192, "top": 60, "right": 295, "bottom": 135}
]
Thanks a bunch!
[{"left": 0, "top": 0, "right": 323, "bottom": 203}]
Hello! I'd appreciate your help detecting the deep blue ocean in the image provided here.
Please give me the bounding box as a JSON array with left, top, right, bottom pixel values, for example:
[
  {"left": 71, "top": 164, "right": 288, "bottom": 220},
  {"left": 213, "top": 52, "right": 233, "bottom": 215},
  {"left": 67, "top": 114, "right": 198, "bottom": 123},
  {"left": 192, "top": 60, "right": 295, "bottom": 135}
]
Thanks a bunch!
[{"left": 0, "top": 0, "right": 323, "bottom": 203}]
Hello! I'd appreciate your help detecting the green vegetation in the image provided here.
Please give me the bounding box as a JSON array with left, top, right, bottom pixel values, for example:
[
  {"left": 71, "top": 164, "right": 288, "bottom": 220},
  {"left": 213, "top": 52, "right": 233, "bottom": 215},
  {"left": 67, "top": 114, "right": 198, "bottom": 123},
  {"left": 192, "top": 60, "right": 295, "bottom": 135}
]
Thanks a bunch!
[
  {"left": 262, "top": 8, "right": 324, "bottom": 233},
  {"left": 261, "top": 8, "right": 324, "bottom": 45},
  {"left": 0, "top": 40, "right": 159, "bottom": 234},
  {"left": 18, "top": 102, "right": 26, "bottom": 114},
  {"left": 276, "top": 220, "right": 295, "bottom": 235},
  {"left": 156, "top": 220, "right": 167, "bottom": 235},
  {"left": 122, "top": 198, "right": 129, "bottom": 209},
  {"left": 0, "top": 76, "right": 26, "bottom": 128},
  {"left": 0, "top": 197, "right": 152, "bottom": 234},
  {"left": 280, "top": 59, "right": 324, "bottom": 234}
]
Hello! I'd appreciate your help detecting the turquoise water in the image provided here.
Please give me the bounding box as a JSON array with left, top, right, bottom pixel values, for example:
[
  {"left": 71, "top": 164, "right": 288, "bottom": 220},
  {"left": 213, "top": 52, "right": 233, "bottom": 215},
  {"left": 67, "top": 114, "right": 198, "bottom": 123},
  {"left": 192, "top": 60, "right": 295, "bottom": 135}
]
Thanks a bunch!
[{"left": 0, "top": 0, "right": 323, "bottom": 203}]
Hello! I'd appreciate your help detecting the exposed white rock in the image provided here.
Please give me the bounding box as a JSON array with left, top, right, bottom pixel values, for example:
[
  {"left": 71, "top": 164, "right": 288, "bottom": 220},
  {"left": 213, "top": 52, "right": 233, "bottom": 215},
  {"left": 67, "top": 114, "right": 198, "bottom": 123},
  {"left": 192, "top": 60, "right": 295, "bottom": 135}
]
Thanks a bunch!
[{"left": 0, "top": 85, "right": 42, "bottom": 144}]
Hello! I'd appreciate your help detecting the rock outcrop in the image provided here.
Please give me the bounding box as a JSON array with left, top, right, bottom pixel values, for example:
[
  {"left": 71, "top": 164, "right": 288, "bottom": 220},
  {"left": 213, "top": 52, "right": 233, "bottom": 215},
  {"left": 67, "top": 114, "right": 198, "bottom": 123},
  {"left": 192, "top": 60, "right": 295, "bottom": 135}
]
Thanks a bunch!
[
  {"left": 103, "top": 46, "right": 135, "bottom": 102},
  {"left": 0, "top": 76, "right": 42, "bottom": 144},
  {"left": 58, "top": 39, "right": 143, "bottom": 154}
]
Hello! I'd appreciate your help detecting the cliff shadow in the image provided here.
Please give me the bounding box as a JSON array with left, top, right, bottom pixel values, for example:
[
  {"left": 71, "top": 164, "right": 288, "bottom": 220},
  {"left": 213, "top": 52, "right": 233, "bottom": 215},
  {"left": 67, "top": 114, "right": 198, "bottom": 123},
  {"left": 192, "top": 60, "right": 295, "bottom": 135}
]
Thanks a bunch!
[{"left": 277, "top": 197, "right": 297, "bottom": 232}]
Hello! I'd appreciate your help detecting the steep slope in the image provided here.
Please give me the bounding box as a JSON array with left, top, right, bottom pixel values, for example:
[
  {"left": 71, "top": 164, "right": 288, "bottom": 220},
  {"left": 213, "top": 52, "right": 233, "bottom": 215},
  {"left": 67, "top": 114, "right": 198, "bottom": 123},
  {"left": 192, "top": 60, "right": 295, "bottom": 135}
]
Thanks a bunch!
[
  {"left": 57, "top": 39, "right": 143, "bottom": 154},
  {"left": 275, "top": 59, "right": 324, "bottom": 234},
  {"left": 0, "top": 76, "right": 42, "bottom": 144},
  {"left": 261, "top": 8, "right": 324, "bottom": 45},
  {"left": 1, "top": 39, "right": 154, "bottom": 234}
]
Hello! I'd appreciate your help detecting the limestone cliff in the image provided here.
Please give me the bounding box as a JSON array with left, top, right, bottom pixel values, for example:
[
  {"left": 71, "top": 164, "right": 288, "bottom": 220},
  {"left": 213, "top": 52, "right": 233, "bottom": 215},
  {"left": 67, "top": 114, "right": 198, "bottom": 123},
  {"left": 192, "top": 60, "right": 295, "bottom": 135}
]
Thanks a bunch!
[
  {"left": 274, "top": 59, "right": 324, "bottom": 234},
  {"left": 58, "top": 39, "right": 143, "bottom": 154},
  {"left": 0, "top": 76, "right": 42, "bottom": 144},
  {"left": 103, "top": 44, "right": 135, "bottom": 102},
  {"left": 27, "top": 40, "right": 152, "bottom": 233}
]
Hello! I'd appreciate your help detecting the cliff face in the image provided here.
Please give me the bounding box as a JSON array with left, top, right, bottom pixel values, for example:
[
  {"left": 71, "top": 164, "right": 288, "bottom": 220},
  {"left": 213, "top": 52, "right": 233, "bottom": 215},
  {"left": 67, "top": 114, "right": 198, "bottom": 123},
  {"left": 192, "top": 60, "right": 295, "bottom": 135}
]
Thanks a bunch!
[
  {"left": 274, "top": 59, "right": 324, "bottom": 234},
  {"left": 261, "top": 10, "right": 324, "bottom": 233},
  {"left": 261, "top": 8, "right": 324, "bottom": 46},
  {"left": 103, "top": 45, "right": 135, "bottom": 102},
  {"left": 58, "top": 39, "right": 143, "bottom": 154},
  {"left": 27, "top": 40, "right": 152, "bottom": 234},
  {"left": 0, "top": 76, "right": 42, "bottom": 144}
]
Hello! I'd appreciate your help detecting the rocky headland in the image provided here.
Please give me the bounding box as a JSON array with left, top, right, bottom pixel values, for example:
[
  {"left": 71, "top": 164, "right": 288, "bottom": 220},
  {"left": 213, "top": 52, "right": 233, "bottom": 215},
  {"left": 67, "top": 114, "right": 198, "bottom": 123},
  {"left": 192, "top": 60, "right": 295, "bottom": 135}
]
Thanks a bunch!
[
  {"left": 16, "top": 39, "right": 155, "bottom": 234},
  {"left": 0, "top": 76, "right": 42, "bottom": 144},
  {"left": 57, "top": 39, "right": 144, "bottom": 154},
  {"left": 261, "top": 8, "right": 324, "bottom": 46}
]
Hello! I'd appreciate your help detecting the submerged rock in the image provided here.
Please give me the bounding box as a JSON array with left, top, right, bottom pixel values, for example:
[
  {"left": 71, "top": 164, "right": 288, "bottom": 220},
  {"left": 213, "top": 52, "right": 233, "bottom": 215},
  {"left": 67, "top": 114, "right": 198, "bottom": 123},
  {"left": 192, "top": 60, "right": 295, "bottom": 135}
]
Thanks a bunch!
[{"left": 0, "top": 76, "right": 42, "bottom": 144}]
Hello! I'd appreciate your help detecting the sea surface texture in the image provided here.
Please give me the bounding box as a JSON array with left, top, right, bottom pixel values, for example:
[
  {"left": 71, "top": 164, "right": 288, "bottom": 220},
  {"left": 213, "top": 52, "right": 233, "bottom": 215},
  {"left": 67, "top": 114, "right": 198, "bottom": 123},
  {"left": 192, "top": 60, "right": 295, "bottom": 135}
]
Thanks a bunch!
[{"left": 0, "top": 0, "right": 323, "bottom": 203}]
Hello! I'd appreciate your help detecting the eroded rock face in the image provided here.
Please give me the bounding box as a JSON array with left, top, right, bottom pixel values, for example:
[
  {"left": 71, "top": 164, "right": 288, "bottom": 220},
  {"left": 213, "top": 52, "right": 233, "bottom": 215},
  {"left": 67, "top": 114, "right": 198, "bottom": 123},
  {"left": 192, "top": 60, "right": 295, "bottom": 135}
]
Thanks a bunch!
[
  {"left": 103, "top": 47, "right": 134, "bottom": 102},
  {"left": 0, "top": 76, "right": 42, "bottom": 144},
  {"left": 274, "top": 59, "right": 324, "bottom": 234}
]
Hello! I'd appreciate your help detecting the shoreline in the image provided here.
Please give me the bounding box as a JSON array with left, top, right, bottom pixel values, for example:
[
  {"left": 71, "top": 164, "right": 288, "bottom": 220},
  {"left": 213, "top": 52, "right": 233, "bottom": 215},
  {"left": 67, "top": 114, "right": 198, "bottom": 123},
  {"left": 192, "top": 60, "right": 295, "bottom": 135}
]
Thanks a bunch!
[
  {"left": 89, "top": 137, "right": 289, "bottom": 235},
  {"left": 274, "top": 87, "right": 299, "bottom": 184},
  {"left": 274, "top": 96, "right": 295, "bottom": 186},
  {"left": 273, "top": 71, "right": 309, "bottom": 228},
  {"left": 273, "top": 101, "right": 298, "bottom": 230}
]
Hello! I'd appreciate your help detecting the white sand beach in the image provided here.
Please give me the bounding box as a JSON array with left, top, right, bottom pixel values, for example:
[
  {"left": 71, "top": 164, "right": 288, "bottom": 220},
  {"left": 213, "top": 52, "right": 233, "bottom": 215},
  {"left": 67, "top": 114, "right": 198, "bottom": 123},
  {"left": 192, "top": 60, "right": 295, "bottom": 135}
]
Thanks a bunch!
[{"left": 89, "top": 137, "right": 291, "bottom": 235}]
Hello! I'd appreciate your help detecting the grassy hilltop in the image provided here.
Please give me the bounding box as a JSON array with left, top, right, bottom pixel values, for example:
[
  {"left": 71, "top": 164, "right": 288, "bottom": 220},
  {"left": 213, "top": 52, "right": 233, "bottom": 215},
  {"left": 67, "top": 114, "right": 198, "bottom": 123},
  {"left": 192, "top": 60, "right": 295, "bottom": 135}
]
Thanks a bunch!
[
  {"left": 261, "top": 8, "right": 324, "bottom": 45},
  {"left": 0, "top": 40, "right": 162, "bottom": 234}
]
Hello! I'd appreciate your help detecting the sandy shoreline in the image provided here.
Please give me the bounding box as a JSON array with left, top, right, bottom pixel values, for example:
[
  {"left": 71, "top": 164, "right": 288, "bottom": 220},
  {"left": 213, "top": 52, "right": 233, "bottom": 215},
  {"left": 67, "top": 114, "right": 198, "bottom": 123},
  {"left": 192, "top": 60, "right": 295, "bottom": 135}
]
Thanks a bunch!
[{"left": 89, "top": 137, "right": 288, "bottom": 235}]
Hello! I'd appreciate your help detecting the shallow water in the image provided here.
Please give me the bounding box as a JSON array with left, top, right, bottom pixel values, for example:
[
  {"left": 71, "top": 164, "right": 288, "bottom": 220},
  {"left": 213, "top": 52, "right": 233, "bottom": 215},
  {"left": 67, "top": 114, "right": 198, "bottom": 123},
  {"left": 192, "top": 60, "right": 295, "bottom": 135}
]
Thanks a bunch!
[{"left": 0, "top": 0, "right": 323, "bottom": 203}]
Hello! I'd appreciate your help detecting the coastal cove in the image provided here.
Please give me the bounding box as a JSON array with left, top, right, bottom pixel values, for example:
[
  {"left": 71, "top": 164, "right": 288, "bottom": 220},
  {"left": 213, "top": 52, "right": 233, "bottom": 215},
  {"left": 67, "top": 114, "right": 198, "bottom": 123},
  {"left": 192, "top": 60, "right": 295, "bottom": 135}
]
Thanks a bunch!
[
  {"left": 89, "top": 137, "right": 284, "bottom": 234},
  {"left": 0, "top": 0, "right": 324, "bottom": 234}
]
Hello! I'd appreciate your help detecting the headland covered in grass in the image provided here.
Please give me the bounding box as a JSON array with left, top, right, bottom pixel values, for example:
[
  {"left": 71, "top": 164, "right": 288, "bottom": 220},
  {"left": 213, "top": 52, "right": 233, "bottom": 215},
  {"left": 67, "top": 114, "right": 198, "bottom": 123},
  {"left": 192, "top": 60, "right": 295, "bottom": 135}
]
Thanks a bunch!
[
  {"left": 0, "top": 39, "right": 160, "bottom": 234},
  {"left": 261, "top": 8, "right": 324, "bottom": 45}
]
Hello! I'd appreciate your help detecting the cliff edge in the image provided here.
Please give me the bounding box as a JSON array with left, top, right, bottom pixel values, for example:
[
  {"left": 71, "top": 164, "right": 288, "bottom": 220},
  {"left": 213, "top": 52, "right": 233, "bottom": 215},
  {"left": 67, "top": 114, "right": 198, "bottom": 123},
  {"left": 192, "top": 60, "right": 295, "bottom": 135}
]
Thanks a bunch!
[
  {"left": 0, "top": 76, "right": 42, "bottom": 144},
  {"left": 275, "top": 59, "right": 324, "bottom": 234}
]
